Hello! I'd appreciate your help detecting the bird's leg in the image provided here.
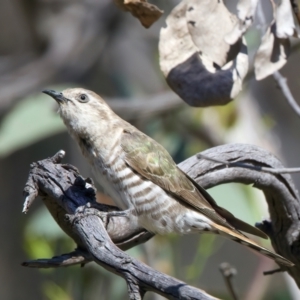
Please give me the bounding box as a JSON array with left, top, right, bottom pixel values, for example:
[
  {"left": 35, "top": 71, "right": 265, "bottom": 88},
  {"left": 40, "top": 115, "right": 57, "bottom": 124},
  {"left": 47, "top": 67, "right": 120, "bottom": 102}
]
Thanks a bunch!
[
  {"left": 75, "top": 204, "right": 110, "bottom": 227},
  {"left": 106, "top": 209, "right": 133, "bottom": 218},
  {"left": 75, "top": 204, "right": 135, "bottom": 228}
]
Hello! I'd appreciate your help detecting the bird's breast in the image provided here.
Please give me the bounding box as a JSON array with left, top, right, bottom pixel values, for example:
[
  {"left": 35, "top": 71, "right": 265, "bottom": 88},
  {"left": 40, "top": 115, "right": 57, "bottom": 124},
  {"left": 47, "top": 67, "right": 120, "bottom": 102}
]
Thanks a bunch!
[
  {"left": 92, "top": 157, "right": 182, "bottom": 233},
  {"left": 91, "top": 147, "right": 207, "bottom": 235}
]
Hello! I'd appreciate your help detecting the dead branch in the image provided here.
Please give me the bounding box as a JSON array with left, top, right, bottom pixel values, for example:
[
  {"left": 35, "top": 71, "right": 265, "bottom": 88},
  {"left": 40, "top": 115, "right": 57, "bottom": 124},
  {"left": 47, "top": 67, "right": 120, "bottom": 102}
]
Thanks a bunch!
[
  {"left": 22, "top": 150, "right": 217, "bottom": 300},
  {"left": 22, "top": 150, "right": 154, "bottom": 251},
  {"left": 256, "top": 1, "right": 300, "bottom": 118},
  {"left": 22, "top": 143, "right": 300, "bottom": 299},
  {"left": 179, "top": 144, "right": 300, "bottom": 287},
  {"left": 272, "top": 71, "right": 300, "bottom": 118}
]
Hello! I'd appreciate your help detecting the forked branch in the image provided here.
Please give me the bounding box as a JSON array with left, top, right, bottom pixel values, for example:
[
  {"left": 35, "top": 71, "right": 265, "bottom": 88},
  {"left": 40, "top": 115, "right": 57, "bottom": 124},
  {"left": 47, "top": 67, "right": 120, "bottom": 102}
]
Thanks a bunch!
[{"left": 22, "top": 143, "right": 300, "bottom": 299}]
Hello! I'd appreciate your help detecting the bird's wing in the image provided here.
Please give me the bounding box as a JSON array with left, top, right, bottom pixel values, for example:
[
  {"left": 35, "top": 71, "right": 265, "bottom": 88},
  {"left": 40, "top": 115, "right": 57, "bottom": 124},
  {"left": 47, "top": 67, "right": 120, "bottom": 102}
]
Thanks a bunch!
[
  {"left": 184, "top": 173, "right": 268, "bottom": 239},
  {"left": 121, "top": 129, "right": 266, "bottom": 238}
]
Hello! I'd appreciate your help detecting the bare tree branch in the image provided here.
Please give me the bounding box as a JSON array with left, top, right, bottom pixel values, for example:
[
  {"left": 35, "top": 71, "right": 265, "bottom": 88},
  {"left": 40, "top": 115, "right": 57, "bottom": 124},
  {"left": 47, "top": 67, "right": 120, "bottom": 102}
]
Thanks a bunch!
[
  {"left": 198, "top": 153, "right": 300, "bottom": 175},
  {"left": 256, "top": 1, "right": 300, "bottom": 118},
  {"left": 180, "top": 144, "right": 300, "bottom": 287},
  {"left": 272, "top": 71, "right": 300, "bottom": 118},
  {"left": 263, "top": 268, "right": 283, "bottom": 276},
  {"left": 23, "top": 151, "right": 218, "bottom": 300},
  {"left": 22, "top": 249, "right": 90, "bottom": 268},
  {"left": 22, "top": 143, "right": 300, "bottom": 299},
  {"left": 69, "top": 211, "right": 218, "bottom": 300},
  {"left": 23, "top": 150, "right": 154, "bottom": 250}
]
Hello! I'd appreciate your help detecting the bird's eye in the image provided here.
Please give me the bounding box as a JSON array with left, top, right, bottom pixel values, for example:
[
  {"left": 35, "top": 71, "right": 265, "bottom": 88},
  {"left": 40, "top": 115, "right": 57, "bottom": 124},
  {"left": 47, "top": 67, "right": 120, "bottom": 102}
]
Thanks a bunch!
[{"left": 78, "top": 94, "right": 89, "bottom": 103}]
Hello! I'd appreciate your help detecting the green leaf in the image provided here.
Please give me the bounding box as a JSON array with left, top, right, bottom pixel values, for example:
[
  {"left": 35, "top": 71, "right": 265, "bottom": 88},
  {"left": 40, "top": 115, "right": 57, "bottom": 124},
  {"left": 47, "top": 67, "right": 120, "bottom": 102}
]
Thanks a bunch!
[{"left": 0, "top": 87, "right": 68, "bottom": 157}]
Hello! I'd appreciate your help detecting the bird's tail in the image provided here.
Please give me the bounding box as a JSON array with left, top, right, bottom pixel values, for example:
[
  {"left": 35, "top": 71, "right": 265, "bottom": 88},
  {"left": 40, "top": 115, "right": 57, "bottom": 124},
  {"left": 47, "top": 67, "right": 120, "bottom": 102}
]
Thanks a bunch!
[{"left": 212, "top": 223, "right": 294, "bottom": 267}]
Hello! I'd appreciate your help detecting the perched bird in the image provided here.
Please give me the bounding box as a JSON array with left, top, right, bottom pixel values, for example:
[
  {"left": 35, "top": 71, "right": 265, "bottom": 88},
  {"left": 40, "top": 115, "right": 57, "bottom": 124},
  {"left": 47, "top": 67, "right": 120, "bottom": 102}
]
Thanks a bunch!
[{"left": 43, "top": 88, "right": 293, "bottom": 267}]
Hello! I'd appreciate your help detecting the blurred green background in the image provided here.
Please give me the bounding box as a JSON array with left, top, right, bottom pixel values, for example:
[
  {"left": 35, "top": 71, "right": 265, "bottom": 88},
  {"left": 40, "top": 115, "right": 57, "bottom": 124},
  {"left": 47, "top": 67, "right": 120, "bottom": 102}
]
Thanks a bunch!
[{"left": 1, "top": 0, "right": 300, "bottom": 299}]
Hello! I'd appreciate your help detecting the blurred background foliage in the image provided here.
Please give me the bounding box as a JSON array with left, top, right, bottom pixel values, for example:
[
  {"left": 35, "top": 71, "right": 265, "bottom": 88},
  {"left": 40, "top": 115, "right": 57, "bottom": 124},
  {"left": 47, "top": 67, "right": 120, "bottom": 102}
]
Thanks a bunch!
[{"left": 1, "top": 0, "right": 300, "bottom": 299}]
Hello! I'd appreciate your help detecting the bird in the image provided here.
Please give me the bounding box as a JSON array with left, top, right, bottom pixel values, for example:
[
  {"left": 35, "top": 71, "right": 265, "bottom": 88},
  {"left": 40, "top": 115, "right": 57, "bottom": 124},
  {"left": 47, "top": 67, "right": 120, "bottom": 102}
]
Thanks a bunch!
[{"left": 43, "top": 87, "right": 293, "bottom": 267}]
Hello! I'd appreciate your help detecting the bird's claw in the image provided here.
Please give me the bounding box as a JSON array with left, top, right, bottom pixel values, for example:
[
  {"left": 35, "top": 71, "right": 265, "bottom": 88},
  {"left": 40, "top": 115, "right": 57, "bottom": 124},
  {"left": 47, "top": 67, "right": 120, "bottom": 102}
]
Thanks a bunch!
[
  {"left": 74, "top": 204, "right": 109, "bottom": 226},
  {"left": 106, "top": 208, "right": 133, "bottom": 219}
]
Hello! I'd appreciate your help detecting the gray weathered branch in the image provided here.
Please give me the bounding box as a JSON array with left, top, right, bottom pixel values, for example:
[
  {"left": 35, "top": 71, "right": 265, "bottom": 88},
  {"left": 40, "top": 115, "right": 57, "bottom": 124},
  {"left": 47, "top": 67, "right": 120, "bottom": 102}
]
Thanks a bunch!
[
  {"left": 179, "top": 144, "right": 300, "bottom": 287},
  {"left": 22, "top": 143, "right": 300, "bottom": 299},
  {"left": 23, "top": 150, "right": 217, "bottom": 300}
]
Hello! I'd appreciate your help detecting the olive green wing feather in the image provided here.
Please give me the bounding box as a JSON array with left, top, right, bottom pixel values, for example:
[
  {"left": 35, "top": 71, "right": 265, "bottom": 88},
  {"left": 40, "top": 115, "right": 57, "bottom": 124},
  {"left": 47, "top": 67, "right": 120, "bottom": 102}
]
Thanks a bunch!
[
  {"left": 121, "top": 129, "right": 266, "bottom": 238},
  {"left": 183, "top": 173, "right": 268, "bottom": 239}
]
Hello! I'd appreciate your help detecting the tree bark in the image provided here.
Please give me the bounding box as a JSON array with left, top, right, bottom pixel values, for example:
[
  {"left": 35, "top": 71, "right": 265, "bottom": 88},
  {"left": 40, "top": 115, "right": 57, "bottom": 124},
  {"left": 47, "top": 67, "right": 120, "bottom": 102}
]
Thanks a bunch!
[{"left": 22, "top": 143, "right": 300, "bottom": 298}]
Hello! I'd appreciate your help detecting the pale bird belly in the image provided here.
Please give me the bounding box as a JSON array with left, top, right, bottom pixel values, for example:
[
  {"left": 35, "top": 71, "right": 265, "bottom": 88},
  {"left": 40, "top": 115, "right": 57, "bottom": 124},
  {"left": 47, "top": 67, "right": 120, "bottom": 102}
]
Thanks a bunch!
[
  {"left": 92, "top": 166, "right": 130, "bottom": 210},
  {"left": 93, "top": 159, "right": 213, "bottom": 235},
  {"left": 136, "top": 195, "right": 214, "bottom": 235},
  {"left": 123, "top": 174, "right": 214, "bottom": 235}
]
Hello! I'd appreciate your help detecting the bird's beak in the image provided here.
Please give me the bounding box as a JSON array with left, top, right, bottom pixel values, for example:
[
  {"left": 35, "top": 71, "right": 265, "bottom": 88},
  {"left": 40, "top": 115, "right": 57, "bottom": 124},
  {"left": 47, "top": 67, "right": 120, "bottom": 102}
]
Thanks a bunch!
[{"left": 42, "top": 89, "right": 66, "bottom": 104}]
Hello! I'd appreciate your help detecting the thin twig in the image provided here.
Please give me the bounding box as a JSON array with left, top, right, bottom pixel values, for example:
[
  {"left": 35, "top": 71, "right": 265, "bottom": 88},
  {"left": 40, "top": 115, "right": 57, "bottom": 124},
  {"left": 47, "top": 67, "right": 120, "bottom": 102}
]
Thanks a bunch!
[
  {"left": 197, "top": 153, "right": 300, "bottom": 175},
  {"left": 219, "top": 262, "right": 238, "bottom": 300},
  {"left": 273, "top": 71, "right": 300, "bottom": 118},
  {"left": 22, "top": 250, "right": 91, "bottom": 268},
  {"left": 257, "top": 1, "right": 300, "bottom": 118},
  {"left": 263, "top": 268, "right": 284, "bottom": 276},
  {"left": 23, "top": 144, "right": 300, "bottom": 289}
]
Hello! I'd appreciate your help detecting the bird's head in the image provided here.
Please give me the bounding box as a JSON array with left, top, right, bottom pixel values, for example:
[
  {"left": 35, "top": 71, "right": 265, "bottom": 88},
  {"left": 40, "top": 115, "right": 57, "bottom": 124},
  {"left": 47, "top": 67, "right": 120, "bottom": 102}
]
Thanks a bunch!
[{"left": 43, "top": 88, "right": 114, "bottom": 137}]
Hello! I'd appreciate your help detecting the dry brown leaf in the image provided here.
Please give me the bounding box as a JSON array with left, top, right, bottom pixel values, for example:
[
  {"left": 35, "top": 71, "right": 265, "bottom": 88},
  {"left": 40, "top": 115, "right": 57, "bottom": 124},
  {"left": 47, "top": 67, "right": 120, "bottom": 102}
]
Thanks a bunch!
[
  {"left": 186, "top": 0, "right": 240, "bottom": 67},
  {"left": 114, "top": 0, "right": 163, "bottom": 28},
  {"left": 225, "top": 0, "right": 259, "bottom": 45},
  {"left": 254, "top": 0, "right": 298, "bottom": 80},
  {"left": 254, "top": 21, "right": 290, "bottom": 80},
  {"left": 159, "top": 0, "right": 248, "bottom": 107},
  {"left": 276, "top": 0, "right": 299, "bottom": 38}
]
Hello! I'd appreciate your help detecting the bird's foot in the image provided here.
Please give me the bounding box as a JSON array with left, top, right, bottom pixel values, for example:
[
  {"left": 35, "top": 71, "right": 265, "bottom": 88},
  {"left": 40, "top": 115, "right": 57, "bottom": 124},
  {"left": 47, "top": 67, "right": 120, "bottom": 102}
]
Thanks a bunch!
[
  {"left": 76, "top": 202, "right": 93, "bottom": 214},
  {"left": 75, "top": 203, "right": 108, "bottom": 226},
  {"left": 106, "top": 209, "right": 133, "bottom": 218},
  {"left": 74, "top": 205, "right": 133, "bottom": 228}
]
